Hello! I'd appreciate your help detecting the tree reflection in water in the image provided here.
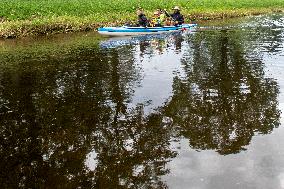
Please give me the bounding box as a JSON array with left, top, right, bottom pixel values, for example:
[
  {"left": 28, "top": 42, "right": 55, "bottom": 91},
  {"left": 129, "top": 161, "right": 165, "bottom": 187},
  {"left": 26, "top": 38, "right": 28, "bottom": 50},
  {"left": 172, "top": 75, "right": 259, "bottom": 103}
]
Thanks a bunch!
[
  {"left": 164, "top": 29, "right": 280, "bottom": 155},
  {"left": 0, "top": 24, "right": 282, "bottom": 188},
  {"left": 0, "top": 45, "right": 175, "bottom": 188}
]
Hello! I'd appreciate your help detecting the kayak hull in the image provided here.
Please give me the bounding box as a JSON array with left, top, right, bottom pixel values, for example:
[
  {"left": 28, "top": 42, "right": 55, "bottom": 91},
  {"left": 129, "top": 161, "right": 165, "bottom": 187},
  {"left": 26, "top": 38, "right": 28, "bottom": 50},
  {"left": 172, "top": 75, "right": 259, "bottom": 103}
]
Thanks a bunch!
[{"left": 98, "top": 24, "right": 197, "bottom": 36}]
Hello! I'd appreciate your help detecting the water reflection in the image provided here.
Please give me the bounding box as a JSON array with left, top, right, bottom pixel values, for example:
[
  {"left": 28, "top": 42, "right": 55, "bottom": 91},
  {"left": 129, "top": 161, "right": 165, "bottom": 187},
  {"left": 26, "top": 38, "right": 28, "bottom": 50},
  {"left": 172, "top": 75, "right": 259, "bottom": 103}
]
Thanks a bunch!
[
  {"left": 100, "top": 31, "right": 185, "bottom": 56},
  {"left": 0, "top": 15, "right": 283, "bottom": 188},
  {"left": 0, "top": 40, "right": 176, "bottom": 188},
  {"left": 164, "top": 29, "right": 280, "bottom": 155}
]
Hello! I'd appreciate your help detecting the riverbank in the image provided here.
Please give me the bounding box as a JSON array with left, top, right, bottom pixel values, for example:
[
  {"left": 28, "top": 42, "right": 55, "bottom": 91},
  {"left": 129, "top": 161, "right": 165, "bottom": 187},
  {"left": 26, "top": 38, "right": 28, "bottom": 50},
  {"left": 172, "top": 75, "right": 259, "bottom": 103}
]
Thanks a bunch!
[{"left": 0, "top": 0, "right": 284, "bottom": 38}]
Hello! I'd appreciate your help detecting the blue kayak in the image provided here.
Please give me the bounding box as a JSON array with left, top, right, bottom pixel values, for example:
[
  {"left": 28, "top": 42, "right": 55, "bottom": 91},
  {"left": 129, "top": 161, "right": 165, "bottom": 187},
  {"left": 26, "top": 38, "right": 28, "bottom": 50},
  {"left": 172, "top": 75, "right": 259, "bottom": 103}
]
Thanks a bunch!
[{"left": 98, "top": 23, "right": 197, "bottom": 36}]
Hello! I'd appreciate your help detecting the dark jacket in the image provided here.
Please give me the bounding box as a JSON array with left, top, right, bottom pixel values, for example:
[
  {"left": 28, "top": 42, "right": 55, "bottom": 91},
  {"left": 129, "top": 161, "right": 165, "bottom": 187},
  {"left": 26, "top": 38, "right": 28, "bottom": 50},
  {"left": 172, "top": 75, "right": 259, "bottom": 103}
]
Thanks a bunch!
[
  {"left": 165, "top": 11, "right": 184, "bottom": 25},
  {"left": 138, "top": 14, "right": 148, "bottom": 27},
  {"left": 171, "top": 12, "right": 184, "bottom": 25}
]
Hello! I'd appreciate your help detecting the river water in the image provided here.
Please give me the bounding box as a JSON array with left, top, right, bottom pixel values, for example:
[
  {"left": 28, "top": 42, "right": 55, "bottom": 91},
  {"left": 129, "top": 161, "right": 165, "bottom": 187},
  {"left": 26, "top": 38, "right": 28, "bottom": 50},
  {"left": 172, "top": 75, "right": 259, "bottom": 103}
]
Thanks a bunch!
[{"left": 0, "top": 14, "right": 284, "bottom": 189}]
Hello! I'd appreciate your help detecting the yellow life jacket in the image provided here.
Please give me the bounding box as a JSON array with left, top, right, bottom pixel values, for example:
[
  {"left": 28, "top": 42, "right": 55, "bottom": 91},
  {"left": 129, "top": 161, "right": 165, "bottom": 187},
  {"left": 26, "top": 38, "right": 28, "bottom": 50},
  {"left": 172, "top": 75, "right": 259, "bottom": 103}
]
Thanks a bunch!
[{"left": 150, "top": 16, "right": 161, "bottom": 27}]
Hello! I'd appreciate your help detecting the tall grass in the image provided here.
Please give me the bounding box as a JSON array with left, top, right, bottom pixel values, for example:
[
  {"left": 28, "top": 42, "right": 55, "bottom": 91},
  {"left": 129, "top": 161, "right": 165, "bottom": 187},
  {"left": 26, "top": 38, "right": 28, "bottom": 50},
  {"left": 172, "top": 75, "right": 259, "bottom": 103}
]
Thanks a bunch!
[
  {"left": 0, "top": 0, "right": 283, "bottom": 37},
  {"left": 1, "top": 0, "right": 283, "bottom": 21}
]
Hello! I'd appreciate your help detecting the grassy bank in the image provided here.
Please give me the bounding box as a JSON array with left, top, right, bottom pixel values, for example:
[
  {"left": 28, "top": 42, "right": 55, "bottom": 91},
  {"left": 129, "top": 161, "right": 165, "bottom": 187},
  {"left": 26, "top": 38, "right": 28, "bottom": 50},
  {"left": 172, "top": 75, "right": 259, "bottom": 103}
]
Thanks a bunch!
[{"left": 0, "top": 0, "right": 284, "bottom": 38}]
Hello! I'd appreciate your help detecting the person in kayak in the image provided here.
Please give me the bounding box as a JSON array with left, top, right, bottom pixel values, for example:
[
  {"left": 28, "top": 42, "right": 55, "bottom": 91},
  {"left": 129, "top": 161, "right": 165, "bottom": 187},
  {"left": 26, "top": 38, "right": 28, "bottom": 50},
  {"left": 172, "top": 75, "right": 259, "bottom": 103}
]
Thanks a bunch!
[
  {"left": 156, "top": 8, "right": 166, "bottom": 24},
  {"left": 150, "top": 11, "right": 162, "bottom": 27},
  {"left": 165, "top": 6, "right": 184, "bottom": 26},
  {"left": 150, "top": 9, "right": 170, "bottom": 27},
  {"left": 136, "top": 8, "right": 149, "bottom": 27}
]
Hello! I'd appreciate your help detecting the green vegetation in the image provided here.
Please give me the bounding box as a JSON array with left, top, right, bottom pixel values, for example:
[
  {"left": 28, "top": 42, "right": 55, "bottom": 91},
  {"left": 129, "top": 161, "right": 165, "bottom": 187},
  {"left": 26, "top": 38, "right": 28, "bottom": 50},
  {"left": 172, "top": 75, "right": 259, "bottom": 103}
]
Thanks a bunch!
[
  {"left": 0, "top": 0, "right": 283, "bottom": 38},
  {"left": 0, "top": 32, "right": 103, "bottom": 65}
]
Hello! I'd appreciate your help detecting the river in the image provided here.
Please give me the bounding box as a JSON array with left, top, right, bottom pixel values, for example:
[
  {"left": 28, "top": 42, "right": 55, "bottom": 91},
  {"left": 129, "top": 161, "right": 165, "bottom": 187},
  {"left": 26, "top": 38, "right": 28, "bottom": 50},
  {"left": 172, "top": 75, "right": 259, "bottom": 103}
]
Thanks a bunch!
[{"left": 0, "top": 14, "right": 284, "bottom": 189}]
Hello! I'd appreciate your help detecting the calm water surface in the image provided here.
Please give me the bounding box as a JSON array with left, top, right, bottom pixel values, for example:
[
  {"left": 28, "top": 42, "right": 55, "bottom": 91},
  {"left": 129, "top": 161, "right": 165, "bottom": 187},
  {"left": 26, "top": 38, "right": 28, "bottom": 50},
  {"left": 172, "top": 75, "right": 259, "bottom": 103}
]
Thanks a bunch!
[{"left": 0, "top": 14, "right": 284, "bottom": 189}]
